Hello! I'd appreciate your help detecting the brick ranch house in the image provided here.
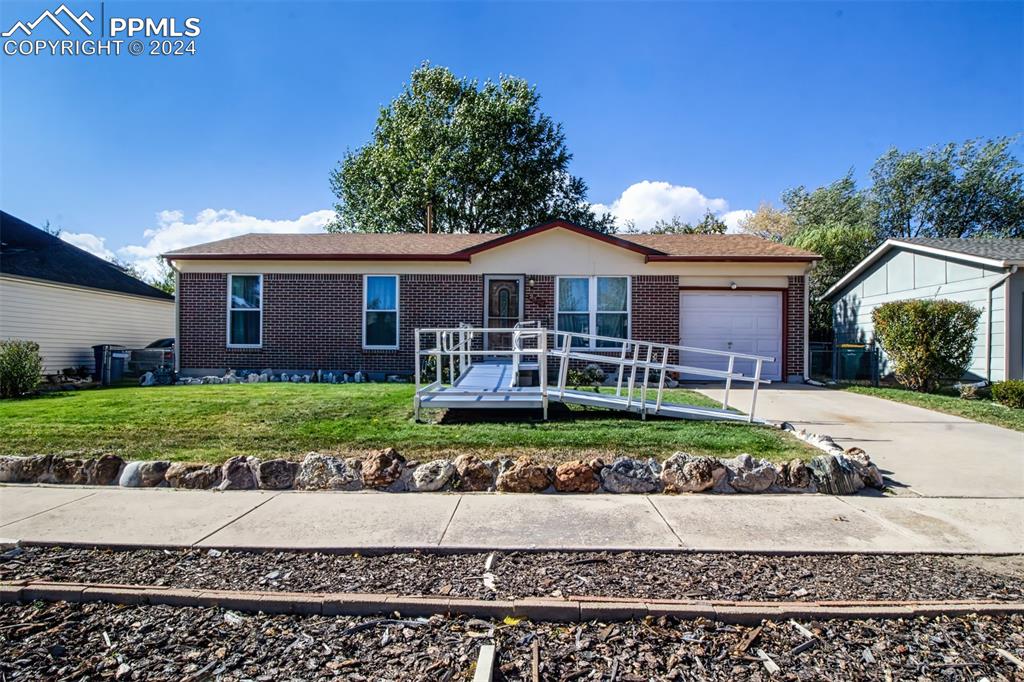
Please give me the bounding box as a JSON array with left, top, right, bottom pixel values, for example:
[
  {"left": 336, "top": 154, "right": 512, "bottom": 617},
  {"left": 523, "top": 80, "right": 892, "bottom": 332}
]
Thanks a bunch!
[{"left": 164, "top": 220, "right": 820, "bottom": 383}]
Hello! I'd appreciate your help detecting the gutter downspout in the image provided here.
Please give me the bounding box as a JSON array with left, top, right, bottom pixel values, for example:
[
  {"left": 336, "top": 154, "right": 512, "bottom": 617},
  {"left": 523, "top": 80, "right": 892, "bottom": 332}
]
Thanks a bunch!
[
  {"left": 803, "top": 272, "right": 810, "bottom": 381},
  {"left": 167, "top": 258, "right": 181, "bottom": 374},
  {"left": 987, "top": 265, "right": 1018, "bottom": 382}
]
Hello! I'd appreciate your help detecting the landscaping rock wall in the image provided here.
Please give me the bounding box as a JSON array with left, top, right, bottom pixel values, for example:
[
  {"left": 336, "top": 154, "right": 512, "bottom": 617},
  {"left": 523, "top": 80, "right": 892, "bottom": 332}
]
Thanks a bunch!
[{"left": 0, "top": 445, "right": 885, "bottom": 496}]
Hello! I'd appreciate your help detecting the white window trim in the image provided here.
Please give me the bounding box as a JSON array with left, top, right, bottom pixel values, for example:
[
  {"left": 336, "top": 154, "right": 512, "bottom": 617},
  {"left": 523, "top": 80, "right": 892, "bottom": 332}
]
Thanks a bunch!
[
  {"left": 554, "top": 275, "right": 631, "bottom": 350},
  {"left": 363, "top": 274, "right": 400, "bottom": 350},
  {"left": 226, "top": 274, "right": 263, "bottom": 348}
]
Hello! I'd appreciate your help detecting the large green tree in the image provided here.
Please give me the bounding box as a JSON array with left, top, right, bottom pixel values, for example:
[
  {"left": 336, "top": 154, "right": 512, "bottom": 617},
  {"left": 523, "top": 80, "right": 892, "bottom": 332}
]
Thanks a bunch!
[
  {"left": 787, "top": 222, "right": 877, "bottom": 340},
  {"left": 782, "top": 171, "right": 876, "bottom": 234},
  {"left": 776, "top": 173, "right": 878, "bottom": 340},
  {"left": 870, "top": 137, "right": 1024, "bottom": 239},
  {"left": 329, "top": 64, "right": 612, "bottom": 233}
]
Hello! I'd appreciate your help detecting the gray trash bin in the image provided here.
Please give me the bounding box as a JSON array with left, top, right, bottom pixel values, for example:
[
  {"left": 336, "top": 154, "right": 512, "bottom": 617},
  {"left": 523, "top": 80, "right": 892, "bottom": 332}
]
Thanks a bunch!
[{"left": 92, "top": 344, "right": 127, "bottom": 384}]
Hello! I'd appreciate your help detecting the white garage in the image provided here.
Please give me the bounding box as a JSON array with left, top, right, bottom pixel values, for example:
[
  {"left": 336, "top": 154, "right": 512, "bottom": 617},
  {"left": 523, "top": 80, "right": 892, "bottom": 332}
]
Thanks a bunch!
[{"left": 679, "top": 290, "right": 783, "bottom": 381}]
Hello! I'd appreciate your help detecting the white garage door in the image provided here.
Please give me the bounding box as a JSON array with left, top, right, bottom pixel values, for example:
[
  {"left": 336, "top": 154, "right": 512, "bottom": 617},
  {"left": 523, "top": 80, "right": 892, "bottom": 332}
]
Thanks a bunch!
[{"left": 679, "top": 291, "right": 782, "bottom": 381}]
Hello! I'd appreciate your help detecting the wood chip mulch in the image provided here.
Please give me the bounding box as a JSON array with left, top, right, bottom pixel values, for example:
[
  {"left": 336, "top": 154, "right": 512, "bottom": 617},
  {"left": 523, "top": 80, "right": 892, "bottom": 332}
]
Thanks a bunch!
[
  {"left": 1, "top": 601, "right": 1023, "bottom": 680},
  {"left": 2, "top": 546, "right": 1022, "bottom": 603}
]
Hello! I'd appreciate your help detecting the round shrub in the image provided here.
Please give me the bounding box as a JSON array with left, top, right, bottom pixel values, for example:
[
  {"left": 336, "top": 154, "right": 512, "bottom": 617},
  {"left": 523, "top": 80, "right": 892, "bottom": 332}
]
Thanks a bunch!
[
  {"left": 0, "top": 339, "right": 43, "bottom": 398},
  {"left": 992, "top": 380, "right": 1024, "bottom": 409},
  {"left": 871, "top": 299, "right": 981, "bottom": 392}
]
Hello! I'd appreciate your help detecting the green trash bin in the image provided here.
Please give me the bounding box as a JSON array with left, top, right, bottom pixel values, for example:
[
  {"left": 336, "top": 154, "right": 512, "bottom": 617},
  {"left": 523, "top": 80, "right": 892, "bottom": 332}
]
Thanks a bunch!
[{"left": 838, "top": 344, "right": 867, "bottom": 382}]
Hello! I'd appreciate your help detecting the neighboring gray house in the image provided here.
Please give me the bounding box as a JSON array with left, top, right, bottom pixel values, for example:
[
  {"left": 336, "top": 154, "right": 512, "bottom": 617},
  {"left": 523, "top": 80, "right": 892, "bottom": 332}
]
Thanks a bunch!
[{"left": 823, "top": 238, "right": 1024, "bottom": 382}]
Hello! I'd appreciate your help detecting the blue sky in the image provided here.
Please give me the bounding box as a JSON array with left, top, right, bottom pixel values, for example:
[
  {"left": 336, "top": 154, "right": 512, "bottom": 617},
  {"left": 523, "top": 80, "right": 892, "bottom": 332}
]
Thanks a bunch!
[{"left": 1, "top": 1, "right": 1021, "bottom": 274}]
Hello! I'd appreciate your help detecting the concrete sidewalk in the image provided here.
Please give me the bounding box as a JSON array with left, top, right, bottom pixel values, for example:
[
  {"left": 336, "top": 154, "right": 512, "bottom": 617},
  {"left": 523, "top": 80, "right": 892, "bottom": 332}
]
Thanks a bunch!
[
  {"left": 696, "top": 384, "right": 1024, "bottom": 498},
  {"left": 2, "top": 485, "right": 1021, "bottom": 554}
]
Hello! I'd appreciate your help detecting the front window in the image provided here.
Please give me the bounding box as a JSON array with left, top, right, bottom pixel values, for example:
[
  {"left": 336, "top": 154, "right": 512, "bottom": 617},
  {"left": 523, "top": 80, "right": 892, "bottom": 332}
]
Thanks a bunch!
[
  {"left": 364, "top": 275, "right": 399, "bottom": 348},
  {"left": 556, "top": 276, "right": 629, "bottom": 349},
  {"left": 228, "top": 274, "right": 262, "bottom": 346}
]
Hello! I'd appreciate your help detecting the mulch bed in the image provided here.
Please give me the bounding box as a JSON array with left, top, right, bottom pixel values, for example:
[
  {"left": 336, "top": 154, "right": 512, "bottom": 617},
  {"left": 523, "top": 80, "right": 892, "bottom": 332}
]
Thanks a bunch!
[
  {"left": 1, "top": 601, "right": 1022, "bottom": 680},
  {"left": 2, "top": 546, "right": 1022, "bottom": 603}
]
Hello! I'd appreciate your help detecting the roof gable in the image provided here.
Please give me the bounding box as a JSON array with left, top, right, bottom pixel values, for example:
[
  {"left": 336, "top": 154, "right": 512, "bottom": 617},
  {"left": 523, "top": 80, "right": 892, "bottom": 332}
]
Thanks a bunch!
[
  {"left": 455, "top": 220, "right": 662, "bottom": 258},
  {"left": 822, "top": 237, "right": 1024, "bottom": 300}
]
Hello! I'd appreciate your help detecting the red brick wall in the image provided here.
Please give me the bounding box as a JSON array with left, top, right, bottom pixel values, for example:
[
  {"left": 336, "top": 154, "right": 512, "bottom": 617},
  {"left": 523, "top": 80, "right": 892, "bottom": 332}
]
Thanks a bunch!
[
  {"left": 177, "top": 272, "right": 805, "bottom": 378},
  {"left": 632, "top": 276, "right": 680, "bottom": 359},
  {"left": 523, "top": 275, "right": 554, "bottom": 328},
  {"left": 786, "top": 275, "right": 806, "bottom": 379},
  {"left": 178, "top": 272, "right": 481, "bottom": 374}
]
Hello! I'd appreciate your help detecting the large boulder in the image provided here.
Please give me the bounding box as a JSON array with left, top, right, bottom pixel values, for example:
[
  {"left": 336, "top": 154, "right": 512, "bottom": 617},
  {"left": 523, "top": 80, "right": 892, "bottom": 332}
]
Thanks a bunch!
[
  {"left": 844, "top": 448, "right": 885, "bottom": 489},
  {"left": 362, "top": 447, "right": 405, "bottom": 488},
  {"left": 256, "top": 459, "right": 299, "bottom": 490},
  {"left": 20, "top": 455, "right": 55, "bottom": 483},
  {"left": 0, "top": 456, "right": 24, "bottom": 483},
  {"left": 166, "top": 462, "right": 222, "bottom": 489},
  {"left": 723, "top": 454, "right": 777, "bottom": 493},
  {"left": 600, "top": 457, "right": 661, "bottom": 494},
  {"left": 807, "top": 454, "right": 865, "bottom": 495},
  {"left": 50, "top": 458, "right": 86, "bottom": 485},
  {"left": 553, "top": 459, "right": 602, "bottom": 493},
  {"left": 218, "top": 456, "right": 258, "bottom": 490},
  {"left": 119, "top": 461, "right": 170, "bottom": 487},
  {"left": 660, "top": 453, "right": 726, "bottom": 493},
  {"left": 774, "top": 458, "right": 815, "bottom": 492},
  {"left": 294, "top": 453, "right": 362, "bottom": 491},
  {"left": 84, "top": 455, "right": 125, "bottom": 485},
  {"left": 408, "top": 459, "right": 455, "bottom": 492},
  {"left": 453, "top": 455, "right": 494, "bottom": 491},
  {"left": 496, "top": 457, "right": 553, "bottom": 493}
]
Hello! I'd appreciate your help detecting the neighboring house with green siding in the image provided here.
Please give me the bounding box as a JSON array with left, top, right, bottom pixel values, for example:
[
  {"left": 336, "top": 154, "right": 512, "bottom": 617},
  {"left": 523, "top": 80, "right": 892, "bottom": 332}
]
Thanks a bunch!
[{"left": 823, "top": 238, "right": 1024, "bottom": 382}]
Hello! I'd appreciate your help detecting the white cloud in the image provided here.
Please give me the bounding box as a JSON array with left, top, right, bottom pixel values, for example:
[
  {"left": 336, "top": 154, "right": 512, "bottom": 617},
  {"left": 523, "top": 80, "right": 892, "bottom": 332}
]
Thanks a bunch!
[
  {"left": 721, "top": 209, "right": 754, "bottom": 234},
  {"left": 60, "top": 231, "right": 115, "bottom": 261},
  {"left": 117, "top": 208, "right": 335, "bottom": 278},
  {"left": 592, "top": 180, "right": 730, "bottom": 231},
  {"left": 592, "top": 180, "right": 755, "bottom": 233}
]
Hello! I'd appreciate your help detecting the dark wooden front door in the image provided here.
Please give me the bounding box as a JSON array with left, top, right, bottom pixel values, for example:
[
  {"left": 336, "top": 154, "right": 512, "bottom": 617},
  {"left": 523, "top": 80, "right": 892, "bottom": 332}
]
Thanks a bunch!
[{"left": 485, "top": 277, "right": 522, "bottom": 350}]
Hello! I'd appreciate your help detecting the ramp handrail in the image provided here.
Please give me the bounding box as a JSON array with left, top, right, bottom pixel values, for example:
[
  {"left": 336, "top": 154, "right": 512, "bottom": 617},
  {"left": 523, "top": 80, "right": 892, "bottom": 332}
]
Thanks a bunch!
[
  {"left": 511, "top": 321, "right": 543, "bottom": 386},
  {"left": 547, "top": 330, "right": 772, "bottom": 422},
  {"left": 414, "top": 325, "right": 548, "bottom": 420}
]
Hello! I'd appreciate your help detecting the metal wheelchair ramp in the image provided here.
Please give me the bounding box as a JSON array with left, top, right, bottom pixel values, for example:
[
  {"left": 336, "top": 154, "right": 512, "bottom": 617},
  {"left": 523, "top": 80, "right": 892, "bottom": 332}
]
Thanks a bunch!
[{"left": 413, "top": 323, "right": 774, "bottom": 423}]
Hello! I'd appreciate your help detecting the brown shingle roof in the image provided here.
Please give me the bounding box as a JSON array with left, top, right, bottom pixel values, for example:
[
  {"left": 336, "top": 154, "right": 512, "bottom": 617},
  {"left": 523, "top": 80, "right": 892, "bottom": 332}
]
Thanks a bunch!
[
  {"left": 164, "top": 223, "right": 820, "bottom": 262},
  {"left": 624, "top": 233, "right": 819, "bottom": 260},
  {"left": 164, "top": 232, "right": 495, "bottom": 259}
]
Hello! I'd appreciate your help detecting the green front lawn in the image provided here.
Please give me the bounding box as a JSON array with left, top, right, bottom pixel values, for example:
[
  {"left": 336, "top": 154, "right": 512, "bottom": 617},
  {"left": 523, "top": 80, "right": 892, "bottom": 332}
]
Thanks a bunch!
[
  {"left": 0, "top": 383, "right": 811, "bottom": 464},
  {"left": 843, "top": 385, "right": 1024, "bottom": 432}
]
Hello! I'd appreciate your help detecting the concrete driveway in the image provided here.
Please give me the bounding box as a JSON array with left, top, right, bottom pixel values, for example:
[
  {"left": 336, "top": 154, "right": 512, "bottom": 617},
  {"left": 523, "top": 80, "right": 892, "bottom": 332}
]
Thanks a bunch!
[{"left": 695, "top": 384, "right": 1024, "bottom": 498}]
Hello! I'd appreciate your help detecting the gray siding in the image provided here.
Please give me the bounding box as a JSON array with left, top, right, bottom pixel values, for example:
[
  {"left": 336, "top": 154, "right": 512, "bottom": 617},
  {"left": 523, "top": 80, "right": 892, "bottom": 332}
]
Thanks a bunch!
[
  {"left": 832, "top": 248, "right": 1018, "bottom": 381},
  {"left": 1008, "top": 269, "right": 1024, "bottom": 381}
]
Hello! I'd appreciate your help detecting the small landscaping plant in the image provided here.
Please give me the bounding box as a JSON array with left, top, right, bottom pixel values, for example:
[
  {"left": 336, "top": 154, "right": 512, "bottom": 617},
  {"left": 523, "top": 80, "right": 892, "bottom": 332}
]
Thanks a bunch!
[
  {"left": 991, "top": 380, "right": 1024, "bottom": 409},
  {"left": 0, "top": 339, "right": 43, "bottom": 398},
  {"left": 567, "top": 363, "right": 606, "bottom": 391},
  {"left": 872, "top": 299, "right": 981, "bottom": 392}
]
